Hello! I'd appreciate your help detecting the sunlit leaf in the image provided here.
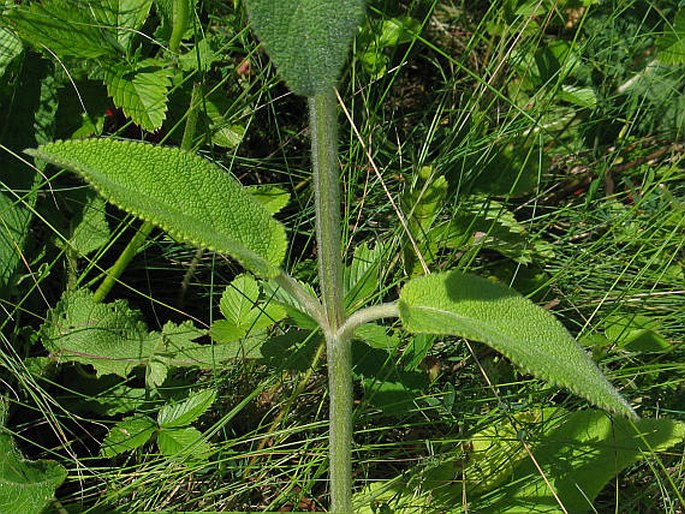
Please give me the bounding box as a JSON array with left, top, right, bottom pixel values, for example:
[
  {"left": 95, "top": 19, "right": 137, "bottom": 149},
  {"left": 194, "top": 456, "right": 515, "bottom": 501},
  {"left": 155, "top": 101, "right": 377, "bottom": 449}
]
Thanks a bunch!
[{"left": 398, "top": 270, "right": 636, "bottom": 418}]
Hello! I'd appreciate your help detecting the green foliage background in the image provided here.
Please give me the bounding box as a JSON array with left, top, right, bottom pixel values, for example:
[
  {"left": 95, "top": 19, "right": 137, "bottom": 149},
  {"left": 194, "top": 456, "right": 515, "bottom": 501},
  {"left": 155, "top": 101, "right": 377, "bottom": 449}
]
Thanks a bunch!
[{"left": 0, "top": 0, "right": 684, "bottom": 512}]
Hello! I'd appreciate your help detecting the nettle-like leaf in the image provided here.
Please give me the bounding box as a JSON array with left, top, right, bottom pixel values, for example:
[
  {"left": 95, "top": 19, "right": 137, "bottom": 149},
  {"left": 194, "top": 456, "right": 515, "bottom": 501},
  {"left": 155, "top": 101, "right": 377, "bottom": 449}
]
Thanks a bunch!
[
  {"left": 4, "top": 0, "right": 123, "bottom": 59},
  {"left": 40, "top": 290, "right": 243, "bottom": 380},
  {"left": 28, "top": 139, "right": 286, "bottom": 277},
  {"left": 0, "top": 421, "right": 67, "bottom": 513},
  {"left": 245, "top": 0, "right": 365, "bottom": 96},
  {"left": 40, "top": 288, "right": 149, "bottom": 378},
  {"left": 398, "top": 270, "right": 636, "bottom": 418},
  {"left": 104, "top": 58, "right": 173, "bottom": 132}
]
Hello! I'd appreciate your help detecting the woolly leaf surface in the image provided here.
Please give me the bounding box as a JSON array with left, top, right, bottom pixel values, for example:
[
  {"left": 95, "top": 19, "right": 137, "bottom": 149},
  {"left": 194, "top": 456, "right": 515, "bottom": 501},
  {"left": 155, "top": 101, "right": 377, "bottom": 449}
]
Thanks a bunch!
[
  {"left": 245, "top": 0, "right": 365, "bottom": 96},
  {"left": 28, "top": 139, "right": 286, "bottom": 277},
  {"left": 398, "top": 270, "right": 636, "bottom": 419}
]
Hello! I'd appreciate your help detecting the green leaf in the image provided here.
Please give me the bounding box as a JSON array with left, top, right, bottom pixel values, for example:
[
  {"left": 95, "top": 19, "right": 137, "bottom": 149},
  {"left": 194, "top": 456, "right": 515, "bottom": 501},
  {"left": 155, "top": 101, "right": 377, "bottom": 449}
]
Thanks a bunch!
[
  {"left": 90, "top": 0, "right": 154, "bottom": 51},
  {"left": 246, "top": 185, "right": 291, "bottom": 215},
  {"left": 344, "top": 243, "right": 381, "bottom": 311},
  {"left": 477, "top": 410, "right": 685, "bottom": 513},
  {"left": 157, "top": 389, "right": 216, "bottom": 428},
  {"left": 40, "top": 289, "right": 150, "bottom": 378},
  {"left": 0, "top": 26, "right": 22, "bottom": 76},
  {"left": 27, "top": 139, "right": 287, "bottom": 277},
  {"left": 57, "top": 191, "right": 110, "bottom": 256},
  {"left": 211, "top": 274, "right": 286, "bottom": 344},
  {"left": 604, "top": 314, "right": 671, "bottom": 353},
  {"left": 4, "top": 0, "right": 123, "bottom": 59},
  {"left": 244, "top": 0, "right": 365, "bottom": 96},
  {"left": 398, "top": 270, "right": 636, "bottom": 419},
  {"left": 0, "top": 400, "right": 64, "bottom": 510},
  {"left": 100, "top": 415, "right": 157, "bottom": 458},
  {"left": 157, "top": 427, "right": 213, "bottom": 462},
  {"left": 658, "top": 9, "right": 685, "bottom": 65},
  {"left": 104, "top": 58, "right": 173, "bottom": 131}
]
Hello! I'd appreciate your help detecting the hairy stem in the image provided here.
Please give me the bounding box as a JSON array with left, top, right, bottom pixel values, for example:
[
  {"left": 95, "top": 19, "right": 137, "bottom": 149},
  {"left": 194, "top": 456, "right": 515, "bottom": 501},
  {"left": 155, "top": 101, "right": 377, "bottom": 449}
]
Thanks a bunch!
[{"left": 309, "top": 89, "right": 351, "bottom": 512}]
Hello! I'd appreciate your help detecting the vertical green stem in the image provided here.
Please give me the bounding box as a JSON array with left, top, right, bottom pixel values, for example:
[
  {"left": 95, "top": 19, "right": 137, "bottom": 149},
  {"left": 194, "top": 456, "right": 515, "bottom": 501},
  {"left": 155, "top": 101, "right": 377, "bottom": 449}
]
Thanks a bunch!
[
  {"left": 309, "top": 90, "right": 352, "bottom": 512},
  {"left": 310, "top": 90, "right": 344, "bottom": 329}
]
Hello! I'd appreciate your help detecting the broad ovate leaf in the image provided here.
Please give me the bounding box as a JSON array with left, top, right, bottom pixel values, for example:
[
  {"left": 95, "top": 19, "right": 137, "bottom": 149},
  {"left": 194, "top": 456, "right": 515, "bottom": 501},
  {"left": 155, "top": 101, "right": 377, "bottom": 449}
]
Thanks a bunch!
[
  {"left": 28, "top": 139, "right": 286, "bottom": 277},
  {"left": 398, "top": 270, "right": 636, "bottom": 418},
  {"left": 245, "top": 0, "right": 365, "bottom": 96}
]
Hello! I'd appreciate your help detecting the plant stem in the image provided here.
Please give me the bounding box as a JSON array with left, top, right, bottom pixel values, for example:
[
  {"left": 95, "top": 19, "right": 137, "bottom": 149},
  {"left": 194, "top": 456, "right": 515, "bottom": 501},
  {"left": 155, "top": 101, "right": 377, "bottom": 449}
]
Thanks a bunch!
[
  {"left": 309, "top": 89, "right": 351, "bottom": 512},
  {"left": 93, "top": 220, "right": 153, "bottom": 303},
  {"left": 310, "top": 90, "right": 344, "bottom": 330}
]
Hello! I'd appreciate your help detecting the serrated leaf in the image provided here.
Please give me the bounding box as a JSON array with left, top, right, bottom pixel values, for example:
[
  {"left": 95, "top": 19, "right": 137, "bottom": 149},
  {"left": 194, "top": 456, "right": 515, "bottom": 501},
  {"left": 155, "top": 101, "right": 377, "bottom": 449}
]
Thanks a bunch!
[
  {"left": 0, "top": 26, "right": 22, "bottom": 76},
  {"left": 90, "top": 0, "right": 154, "bottom": 51},
  {"left": 100, "top": 415, "right": 157, "bottom": 458},
  {"left": 58, "top": 192, "right": 110, "bottom": 256},
  {"left": 157, "top": 389, "right": 216, "bottom": 428},
  {"left": 40, "top": 289, "right": 150, "bottom": 378},
  {"left": 104, "top": 58, "right": 173, "bottom": 131},
  {"left": 28, "top": 139, "right": 286, "bottom": 277},
  {"left": 220, "top": 274, "right": 260, "bottom": 323},
  {"left": 244, "top": 0, "right": 365, "bottom": 96},
  {"left": 213, "top": 274, "right": 286, "bottom": 343},
  {"left": 0, "top": 430, "right": 67, "bottom": 514},
  {"left": 4, "top": 0, "right": 123, "bottom": 59},
  {"left": 398, "top": 270, "right": 636, "bottom": 419},
  {"left": 157, "top": 427, "right": 213, "bottom": 462},
  {"left": 658, "top": 9, "right": 685, "bottom": 65},
  {"left": 263, "top": 278, "right": 319, "bottom": 330}
]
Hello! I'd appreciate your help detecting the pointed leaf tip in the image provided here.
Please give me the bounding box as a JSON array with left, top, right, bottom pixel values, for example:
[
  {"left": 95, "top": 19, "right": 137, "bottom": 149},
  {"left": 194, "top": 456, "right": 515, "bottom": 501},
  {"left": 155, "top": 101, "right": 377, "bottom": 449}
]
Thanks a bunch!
[
  {"left": 245, "top": 0, "right": 365, "bottom": 96},
  {"left": 398, "top": 270, "right": 636, "bottom": 419},
  {"left": 27, "top": 139, "right": 286, "bottom": 277}
]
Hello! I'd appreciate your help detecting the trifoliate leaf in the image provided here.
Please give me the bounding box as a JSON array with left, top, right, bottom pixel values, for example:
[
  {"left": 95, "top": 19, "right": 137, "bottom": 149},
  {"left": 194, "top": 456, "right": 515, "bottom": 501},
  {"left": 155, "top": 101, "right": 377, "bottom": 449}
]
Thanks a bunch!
[
  {"left": 27, "top": 139, "right": 286, "bottom": 277},
  {"left": 398, "top": 270, "right": 636, "bottom": 419},
  {"left": 244, "top": 0, "right": 365, "bottom": 96}
]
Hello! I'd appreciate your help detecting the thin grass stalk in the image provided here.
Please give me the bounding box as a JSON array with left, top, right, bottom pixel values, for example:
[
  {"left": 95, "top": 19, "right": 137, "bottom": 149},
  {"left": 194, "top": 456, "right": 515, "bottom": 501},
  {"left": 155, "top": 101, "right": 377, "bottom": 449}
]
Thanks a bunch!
[{"left": 309, "top": 90, "right": 352, "bottom": 512}]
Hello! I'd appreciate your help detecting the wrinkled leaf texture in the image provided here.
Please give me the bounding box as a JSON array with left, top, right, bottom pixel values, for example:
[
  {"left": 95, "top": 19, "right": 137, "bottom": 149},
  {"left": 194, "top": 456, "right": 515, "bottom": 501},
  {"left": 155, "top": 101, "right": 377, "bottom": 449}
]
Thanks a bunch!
[
  {"left": 245, "top": 0, "right": 365, "bottom": 96},
  {"left": 28, "top": 139, "right": 286, "bottom": 277}
]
